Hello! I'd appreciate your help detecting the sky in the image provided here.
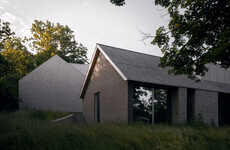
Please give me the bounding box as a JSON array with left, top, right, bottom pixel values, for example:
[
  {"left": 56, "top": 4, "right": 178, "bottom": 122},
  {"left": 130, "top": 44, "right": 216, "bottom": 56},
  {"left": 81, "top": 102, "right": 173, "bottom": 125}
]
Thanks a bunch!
[{"left": 0, "top": 0, "right": 169, "bottom": 59}]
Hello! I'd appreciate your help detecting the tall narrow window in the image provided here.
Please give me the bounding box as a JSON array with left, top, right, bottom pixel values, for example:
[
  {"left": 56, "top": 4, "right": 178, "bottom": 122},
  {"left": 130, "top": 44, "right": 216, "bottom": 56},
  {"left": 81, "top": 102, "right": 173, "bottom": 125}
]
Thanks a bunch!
[
  {"left": 187, "top": 89, "right": 195, "bottom": 123},
  {"left": 94, "top": 92, "right": 100, "bottom": 122}
]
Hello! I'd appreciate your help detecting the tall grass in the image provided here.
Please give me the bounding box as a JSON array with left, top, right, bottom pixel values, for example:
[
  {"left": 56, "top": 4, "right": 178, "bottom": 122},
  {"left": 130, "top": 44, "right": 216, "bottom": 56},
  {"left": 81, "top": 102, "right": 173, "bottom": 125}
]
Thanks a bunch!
[{"left": 0, "top": 111, "right": 230, "bottom": 150}]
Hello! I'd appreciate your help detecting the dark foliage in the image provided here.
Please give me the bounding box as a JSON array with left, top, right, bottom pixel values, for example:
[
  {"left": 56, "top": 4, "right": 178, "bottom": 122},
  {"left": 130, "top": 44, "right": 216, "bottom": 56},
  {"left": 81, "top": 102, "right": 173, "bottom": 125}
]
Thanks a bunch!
[
  {"left": 110, "top": 0, "right": 125, "bottom": 6},
  {"left": 111, "top": 0, "right": 230, "bottom": 79},
  {"left": 0, "top": 19, "right": 14, "bottom": 50}
]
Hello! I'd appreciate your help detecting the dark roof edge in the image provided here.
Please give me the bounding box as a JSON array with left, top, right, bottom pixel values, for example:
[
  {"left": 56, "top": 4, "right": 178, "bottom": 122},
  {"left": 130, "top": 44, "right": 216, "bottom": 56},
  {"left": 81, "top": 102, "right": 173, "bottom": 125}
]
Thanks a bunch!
[{"left": 97, "top": 43, "right": 161, "bottom": 58}]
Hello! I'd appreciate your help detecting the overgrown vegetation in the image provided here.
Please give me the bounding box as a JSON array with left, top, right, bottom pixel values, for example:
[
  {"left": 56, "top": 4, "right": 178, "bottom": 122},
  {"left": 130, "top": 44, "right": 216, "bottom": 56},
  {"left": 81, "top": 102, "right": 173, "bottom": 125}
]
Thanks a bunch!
[{"left": 0, "top": 111, "right": 230, "bottom": 150}]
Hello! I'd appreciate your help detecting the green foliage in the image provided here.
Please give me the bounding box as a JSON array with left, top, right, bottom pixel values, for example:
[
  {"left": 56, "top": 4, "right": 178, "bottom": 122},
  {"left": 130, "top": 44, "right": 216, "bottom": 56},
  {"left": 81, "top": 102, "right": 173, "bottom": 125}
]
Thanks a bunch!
[
  {"left": 1, "top": 111, "right": 230, "bottom": 150},
  {"left": 0, "top": 74, "right": 19, "bottom": 111},
  {"left": 0, "top": 20, "right": 29, "bottom": 111},
  {"left": 110, "top": 0, "right": 125, "bottom": 6},
  {"left": 2, "top": 37, "right": 35, "bottom": 77},
  {"left": 0, "top": 36, "right": 34, "bottom": 111},
  {"left": 111, "top": 0, "right": 230, "bottom": 79},
  {"left": 0, "top": 19, "right": 15, "bottom": 50},
  {"left": 30, "top": 20, "right": 88, "bottom": 65},
  {"left": 0, "top": 54, "right": 9, "bottom": 77},
  {"left": 152, "top": 0, "right": 230, "bottom": 79}
]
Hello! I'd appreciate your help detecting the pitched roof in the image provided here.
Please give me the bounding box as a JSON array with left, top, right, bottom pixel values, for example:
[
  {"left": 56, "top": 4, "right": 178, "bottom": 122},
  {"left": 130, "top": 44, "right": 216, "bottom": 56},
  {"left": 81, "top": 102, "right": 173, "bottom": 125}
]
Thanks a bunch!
[
  {"left": 80, "top": 44, "right": 230, "bottom": 97},
  {"left": 20, "top": 55, "right": 89, "bottom": 81},
  {"left": 70, "top": 64, "right": 89, "bottom": 75}
]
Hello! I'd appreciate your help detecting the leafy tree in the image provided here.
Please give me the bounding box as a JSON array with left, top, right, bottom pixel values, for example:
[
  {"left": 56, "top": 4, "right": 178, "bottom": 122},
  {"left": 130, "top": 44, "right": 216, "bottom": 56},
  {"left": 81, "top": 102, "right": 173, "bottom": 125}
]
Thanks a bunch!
[
  {"left": 1, "top": 37, "right": 35, "bottom": 77},
  {"left": 0, "top": 73, "right": 19, "bottom": 111},
  {"left": 30, "top": 20, "right": 88, "bottom": 65},
  {"left": 0, "top": 54, "right": 9, "bottom": 77},
  {"left": 0, "top": 19, "right": 15, "bottom": 50},
  {"left": 0, "top": 52, "right": 19, "bottom": 111},
  {"left": 0, "top": 37, "right": 34, "bottom": 111},
  {"left": 111, "top": 0, "right": 230, "bottom": 79},
  {"left": 110, "top": 0, "right": 125, "bottom": 6},
  {"left": 0, "top": 21, "right": 33, "bottom": 111}
]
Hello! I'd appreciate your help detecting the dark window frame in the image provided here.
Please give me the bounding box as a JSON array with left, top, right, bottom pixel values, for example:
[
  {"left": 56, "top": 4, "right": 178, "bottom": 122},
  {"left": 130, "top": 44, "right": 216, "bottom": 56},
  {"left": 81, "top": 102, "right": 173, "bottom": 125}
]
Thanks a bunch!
[{"left": 94, "top": 92, "right": 100, "bottom": 122}]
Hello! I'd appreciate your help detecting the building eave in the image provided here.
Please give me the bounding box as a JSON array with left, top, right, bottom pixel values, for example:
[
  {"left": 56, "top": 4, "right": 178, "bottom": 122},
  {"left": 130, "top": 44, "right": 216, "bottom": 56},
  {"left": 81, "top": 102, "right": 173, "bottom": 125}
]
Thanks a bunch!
[{"left": 80, "top": 44, "right": 128, "bottom": 98}]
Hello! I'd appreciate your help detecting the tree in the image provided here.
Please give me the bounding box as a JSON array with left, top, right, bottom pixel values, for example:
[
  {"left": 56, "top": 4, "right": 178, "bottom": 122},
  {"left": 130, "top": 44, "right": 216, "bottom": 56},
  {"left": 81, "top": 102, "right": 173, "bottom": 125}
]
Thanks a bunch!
[
  {"left": 1, "top": 37, "right": 35, "bottom": 77},
  {"left": 0, "top": 54, "right": 9, "bottom": 77},
  {"left": 30, "top": 20, "right": 88, "bottom": 65},
  {"left": 111, "top": 0, "right": 230, "bottom": 79},
  {"left": 0, "top": 37, "right": 35, "bottom": 111},
  {"left": 110, "top": 0, "right": 125, "bottom": 6},
  {"left": 0, "top": 19, "right": 15, "bottom": 50},
  {"left": 0, "top": 20, "right": 34, "bottom": 111}
]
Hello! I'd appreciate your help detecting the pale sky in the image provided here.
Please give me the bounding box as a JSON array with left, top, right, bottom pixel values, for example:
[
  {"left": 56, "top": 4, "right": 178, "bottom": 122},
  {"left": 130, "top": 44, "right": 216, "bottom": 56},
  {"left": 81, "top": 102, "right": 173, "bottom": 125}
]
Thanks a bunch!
[{"left": 0, "top": 0, "right": 169, "bottom": 59}]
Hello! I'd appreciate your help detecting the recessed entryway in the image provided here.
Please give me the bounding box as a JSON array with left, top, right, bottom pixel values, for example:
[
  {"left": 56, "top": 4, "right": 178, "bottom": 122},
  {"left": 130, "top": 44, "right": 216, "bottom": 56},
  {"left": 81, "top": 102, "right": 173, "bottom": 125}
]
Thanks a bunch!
[{"left": 219, "top": 93, "right": 230, "bottom": 126}]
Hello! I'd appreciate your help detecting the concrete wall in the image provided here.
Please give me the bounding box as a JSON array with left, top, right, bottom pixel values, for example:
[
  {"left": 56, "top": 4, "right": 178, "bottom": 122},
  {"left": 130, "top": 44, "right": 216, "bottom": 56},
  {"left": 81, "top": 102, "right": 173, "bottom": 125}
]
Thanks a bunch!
[
  {"left": 203, "top": 64, "right": 230, "bottom": 84},
  {"left": 83, "top": 51, "right": 128, "bottom": 123},
  {"left": 19, "top": 55, "right": 84, "bottom": 112},
  {"left": 171, "top": 87, "right": 187, "bottom": 124},
  {"left": 194, "top": 90, "right": 219, "bottom": 126}
]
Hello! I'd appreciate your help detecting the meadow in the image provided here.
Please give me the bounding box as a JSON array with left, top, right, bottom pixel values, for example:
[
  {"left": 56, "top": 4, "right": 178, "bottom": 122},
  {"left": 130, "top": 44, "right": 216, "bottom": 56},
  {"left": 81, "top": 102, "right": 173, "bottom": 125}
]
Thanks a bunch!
[{"left": 0, "top": 111, "right": 230, "bottom": 150}]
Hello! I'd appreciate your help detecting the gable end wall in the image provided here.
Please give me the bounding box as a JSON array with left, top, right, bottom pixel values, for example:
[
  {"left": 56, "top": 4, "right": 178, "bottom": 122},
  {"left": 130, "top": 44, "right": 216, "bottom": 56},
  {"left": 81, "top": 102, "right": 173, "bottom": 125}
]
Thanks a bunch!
[
  {"left": 19, "top": 55, "right": 84, "bottom": 112},
  {"left": 83, "top": 51, "right": 128, "bottom": 123}
]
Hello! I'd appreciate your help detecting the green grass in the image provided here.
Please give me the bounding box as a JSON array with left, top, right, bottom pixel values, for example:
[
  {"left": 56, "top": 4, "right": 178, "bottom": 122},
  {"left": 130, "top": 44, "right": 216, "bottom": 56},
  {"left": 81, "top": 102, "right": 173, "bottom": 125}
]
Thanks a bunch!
[{"left": 0, "top": 111, "right": 230, "bottom": 150}]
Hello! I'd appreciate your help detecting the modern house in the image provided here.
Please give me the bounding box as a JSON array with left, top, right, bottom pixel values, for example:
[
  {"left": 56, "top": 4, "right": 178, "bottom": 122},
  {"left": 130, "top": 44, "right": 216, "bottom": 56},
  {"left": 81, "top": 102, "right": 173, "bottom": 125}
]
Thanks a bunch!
[
  {"left": 19, "top": 55, "right": 89, "bottom": 112},
  {"left": 80, "top": 44, "right": 230, "bottom": 126}
]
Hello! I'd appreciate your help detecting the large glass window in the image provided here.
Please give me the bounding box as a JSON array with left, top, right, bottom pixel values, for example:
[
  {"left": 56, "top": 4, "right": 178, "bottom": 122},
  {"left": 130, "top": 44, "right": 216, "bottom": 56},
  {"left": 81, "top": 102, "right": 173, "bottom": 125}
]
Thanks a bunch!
[{"left": 132, "top": 86, "right": 170, "bottom": 124}]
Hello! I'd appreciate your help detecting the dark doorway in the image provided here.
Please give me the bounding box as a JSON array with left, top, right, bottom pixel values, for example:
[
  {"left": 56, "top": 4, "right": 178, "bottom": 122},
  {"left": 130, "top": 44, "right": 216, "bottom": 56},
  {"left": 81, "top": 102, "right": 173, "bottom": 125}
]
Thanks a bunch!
[
  {"left": 187, "top": 89, "right": 195, "bottom": 123},
  {"left": 94, "top": 92, "right": 100, "bottom": 122},
  {"left": 219, "top": 93, "right": 230, "bottom": 126}
]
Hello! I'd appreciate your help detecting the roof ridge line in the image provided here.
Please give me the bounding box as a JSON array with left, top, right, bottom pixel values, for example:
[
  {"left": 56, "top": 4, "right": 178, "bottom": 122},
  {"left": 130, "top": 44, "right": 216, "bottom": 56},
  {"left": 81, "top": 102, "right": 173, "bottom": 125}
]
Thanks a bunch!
[{"left": 97, "top": 43, "right": 161, "bottom": 58}]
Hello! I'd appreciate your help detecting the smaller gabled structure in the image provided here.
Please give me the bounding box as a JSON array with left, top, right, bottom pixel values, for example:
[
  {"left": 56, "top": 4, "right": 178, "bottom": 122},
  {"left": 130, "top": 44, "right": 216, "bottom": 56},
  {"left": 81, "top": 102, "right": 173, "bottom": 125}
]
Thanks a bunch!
[{"left": 19, "top": 55, "right": 89, "bottom": 112}]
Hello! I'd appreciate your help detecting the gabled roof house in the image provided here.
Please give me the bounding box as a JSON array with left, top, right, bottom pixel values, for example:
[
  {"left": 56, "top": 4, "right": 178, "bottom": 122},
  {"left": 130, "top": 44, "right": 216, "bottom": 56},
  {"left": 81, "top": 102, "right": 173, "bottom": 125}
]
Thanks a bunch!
[
  {"left": 81, "top": 44, "right": 230, "bottom": 126},
  {"left": 19, "top": 55, "right": 89, "bottom": 112}
]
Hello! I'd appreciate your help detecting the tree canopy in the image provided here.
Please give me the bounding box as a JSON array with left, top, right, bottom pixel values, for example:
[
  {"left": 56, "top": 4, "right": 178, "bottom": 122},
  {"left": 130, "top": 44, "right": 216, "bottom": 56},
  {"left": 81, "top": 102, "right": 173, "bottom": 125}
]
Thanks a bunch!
[
  {"left": 0, "top": 20, "right": 22, "bottom": 110},
  {"left": 111, "top": 0, "right": 230, "bottom": 79},
  {"left": 0, "top": 20, "right": 15, "bottom": 50},
  {"left": 30, "top": 20, "right": 88, "bottom": 65},
  {"left": 1, "top": 37, "right": 34, "bottom": 77}
]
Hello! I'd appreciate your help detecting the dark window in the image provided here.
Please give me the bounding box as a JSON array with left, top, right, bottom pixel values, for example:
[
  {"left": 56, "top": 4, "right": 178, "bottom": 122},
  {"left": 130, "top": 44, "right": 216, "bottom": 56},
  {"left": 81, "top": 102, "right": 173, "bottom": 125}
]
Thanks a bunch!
[
  {"left": 94, "top": 92, "right": 100, "bottom": 122},
  {"left": 187, "top": 89, "right": 195, "bottom": 123},
  {"left": 219, "top": 93, "right": 230, "bottom": 126}
]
